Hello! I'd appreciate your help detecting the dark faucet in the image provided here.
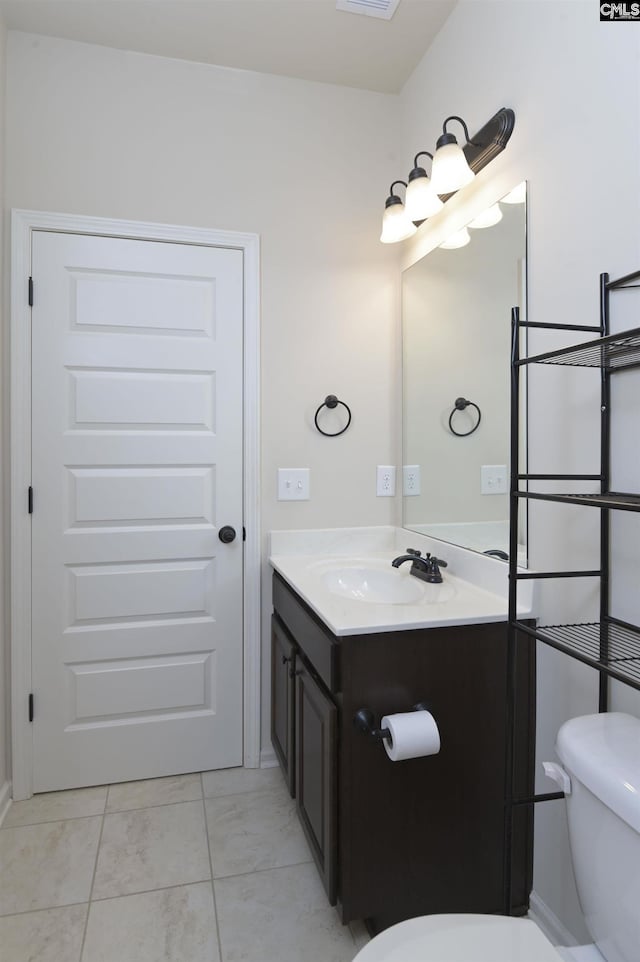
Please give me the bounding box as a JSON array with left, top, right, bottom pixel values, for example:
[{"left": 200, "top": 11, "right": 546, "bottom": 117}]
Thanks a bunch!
[{"left": 391, "top": 549, "right": 448, "bottom": 584}]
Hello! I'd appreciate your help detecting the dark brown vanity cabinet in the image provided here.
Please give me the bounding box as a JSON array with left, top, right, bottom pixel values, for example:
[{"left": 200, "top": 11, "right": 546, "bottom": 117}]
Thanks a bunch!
[
  {"left": 270, "top": 615, "right": 296, "bottom": 795},
  {"left": 294, "top": 661, "right": 338, "bottom": 904},
  {"left": 271, "top": 571, "right": 535, "bottom": 934}
]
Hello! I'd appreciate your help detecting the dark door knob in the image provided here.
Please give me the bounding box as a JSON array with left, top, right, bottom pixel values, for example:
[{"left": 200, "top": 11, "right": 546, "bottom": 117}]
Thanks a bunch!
[{"left": 218, "top": 525, "right": 237, "bottom": 544}]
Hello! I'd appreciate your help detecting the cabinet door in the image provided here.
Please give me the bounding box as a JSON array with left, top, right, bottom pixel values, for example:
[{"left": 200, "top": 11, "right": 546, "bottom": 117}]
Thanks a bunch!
[
  {"left": 271, "top": 616, "right": 296, "bottom": 796},
  {"left": 295, "top": 662, "right": 338, "bottom": 905}
]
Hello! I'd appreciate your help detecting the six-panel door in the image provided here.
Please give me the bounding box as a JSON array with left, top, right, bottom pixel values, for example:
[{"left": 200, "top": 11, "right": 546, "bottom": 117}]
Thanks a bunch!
[{"left": 31, "top": 230, "right": 244, "bottom": 791}]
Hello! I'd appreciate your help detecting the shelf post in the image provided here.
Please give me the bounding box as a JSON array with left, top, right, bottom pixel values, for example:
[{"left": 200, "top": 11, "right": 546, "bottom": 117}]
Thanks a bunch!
[
  {"left": 504, "top": 306, "right": 522, "bottom": 915},
  {"left": 599, "top": 273, "right": 610, "bottom": 712}
]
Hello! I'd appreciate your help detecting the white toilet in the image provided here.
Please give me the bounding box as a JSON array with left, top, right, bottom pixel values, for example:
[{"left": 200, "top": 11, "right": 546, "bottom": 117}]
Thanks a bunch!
[{"left": 354, "top": 712, "right": 640, "bottom": 962}]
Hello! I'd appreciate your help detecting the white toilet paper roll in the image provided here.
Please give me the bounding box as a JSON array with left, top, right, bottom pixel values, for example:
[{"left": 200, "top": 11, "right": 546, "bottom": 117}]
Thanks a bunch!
[{"left": 381, "top": 709, "right": 440, "bottom": 762}]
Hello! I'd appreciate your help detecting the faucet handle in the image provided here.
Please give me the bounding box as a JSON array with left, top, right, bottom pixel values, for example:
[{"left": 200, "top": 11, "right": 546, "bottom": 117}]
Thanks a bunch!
[
  {"left": 424, "top": 553, "right": 448, "bottom": 569},
  {"left": 406, "top": 548, "right": 422, "bottom": 557}
]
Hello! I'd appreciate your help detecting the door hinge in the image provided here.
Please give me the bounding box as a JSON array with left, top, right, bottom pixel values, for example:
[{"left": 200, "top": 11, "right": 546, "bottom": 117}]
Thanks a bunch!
[
  {"left": 28, "top": 693, "right": 34, "bottom": 723},
  {"left": 28, "top": 486, "right": 34, "bottom": 514},
  {"left": 28, "top": 277, "right": 34, "bottom": 307},
  {"left": 243, "top": 526, "right": 246, "bottom": 542}
]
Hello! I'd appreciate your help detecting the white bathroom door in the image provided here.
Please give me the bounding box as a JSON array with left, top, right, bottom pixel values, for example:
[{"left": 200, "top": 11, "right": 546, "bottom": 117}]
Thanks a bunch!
[{"left": 30, "top": 230, "right": 244, "bottom": 792}]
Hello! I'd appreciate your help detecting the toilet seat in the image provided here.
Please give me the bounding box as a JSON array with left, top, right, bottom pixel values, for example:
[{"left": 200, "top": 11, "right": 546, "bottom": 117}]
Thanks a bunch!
[{"left": 353, "top": 914, "right": 564, "bottom": 962}]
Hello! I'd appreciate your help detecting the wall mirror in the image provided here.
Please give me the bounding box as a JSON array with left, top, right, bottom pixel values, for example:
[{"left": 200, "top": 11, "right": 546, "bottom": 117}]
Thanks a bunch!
[{"left": 402, "top": 182, "right": 527, "bottom": 564}]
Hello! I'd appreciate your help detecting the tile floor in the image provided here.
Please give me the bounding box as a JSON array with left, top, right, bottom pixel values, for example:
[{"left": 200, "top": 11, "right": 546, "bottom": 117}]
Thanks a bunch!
[{"left": 0, "top": 766, "right": 369, "bottom": 962}]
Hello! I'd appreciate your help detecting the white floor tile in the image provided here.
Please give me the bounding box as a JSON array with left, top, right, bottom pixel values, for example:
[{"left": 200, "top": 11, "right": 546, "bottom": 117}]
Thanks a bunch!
[
  {"left": 92, "top": 800, "right": 210, "bottom": 900},
  {"left": 0, "top": 817, "right": 102, "bottom": 915},
  {"left": 83, "top": 883, "right": 220, "bottom": 962},
  {"left": 3, "top": 787, "right": 107, "bottom": 828},
  {"left": 106, "top": 774, "right": 202, "bottom": 813},
  {"left": 215, "top": 862, "right": 357, "bottom": 962},
  {"left": 0, "top": 904, "right": 87, "bottom": 962},
  {"left": 202, "top": 766, "right": 285, "bottom": 799},
  {"left": 205, "top": 788, "right": 311, "bottom": 878}
]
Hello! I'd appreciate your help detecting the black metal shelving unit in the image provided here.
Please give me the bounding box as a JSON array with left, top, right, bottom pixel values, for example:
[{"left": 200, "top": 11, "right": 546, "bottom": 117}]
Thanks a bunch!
[{"left": 503, "top": 267, "right": 640, "bottom": 916}]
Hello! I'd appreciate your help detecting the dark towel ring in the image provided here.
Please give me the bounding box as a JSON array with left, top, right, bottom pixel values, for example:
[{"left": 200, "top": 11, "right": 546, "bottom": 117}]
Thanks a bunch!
[
  {"left": 448, "top": 397, "right": 481, "bottom": 437},
  {"left": 314, "top": 395, "right": 352, "bottom": 437}
]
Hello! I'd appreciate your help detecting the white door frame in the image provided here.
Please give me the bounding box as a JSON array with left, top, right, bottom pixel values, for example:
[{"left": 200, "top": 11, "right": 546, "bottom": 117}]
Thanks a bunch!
[{"left": 10, "top": 209, "right": 261, "bottom": 800}]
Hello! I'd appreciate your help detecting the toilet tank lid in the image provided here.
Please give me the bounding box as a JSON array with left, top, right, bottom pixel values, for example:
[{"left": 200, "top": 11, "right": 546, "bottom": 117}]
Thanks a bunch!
[{"left": 556, "top": 713, "right": 640, "bottom": 835}]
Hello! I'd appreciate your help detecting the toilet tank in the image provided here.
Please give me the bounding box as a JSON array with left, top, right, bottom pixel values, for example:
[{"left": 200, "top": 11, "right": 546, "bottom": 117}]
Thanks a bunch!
[{"left": 556, "top": 713, "right": 640, "bottom": 962}]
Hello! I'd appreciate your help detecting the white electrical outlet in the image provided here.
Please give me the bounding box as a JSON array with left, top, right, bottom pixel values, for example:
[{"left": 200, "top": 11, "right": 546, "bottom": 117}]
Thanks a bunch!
[
  {"left": 403, "top": 464, "right": 421, "bottom": 496},
  {"left": 277, "top": 468, "right": 310, "bottom": 501},
  {"left": 481, "top": 464, "right": 508, "bottom": 495},
  {"left": 376, "top": 465, "right": 396, "bottom": 497}
]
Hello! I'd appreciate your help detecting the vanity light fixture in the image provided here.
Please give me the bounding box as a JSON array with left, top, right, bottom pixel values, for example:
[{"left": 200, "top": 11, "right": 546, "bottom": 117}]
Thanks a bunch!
[
  {"left": 380, "top": 181, "right": 417, "bottom": 244},
  {"left": 500, "top": 181, "right": 526, "bottom": 205},
  {"left": 379, "top": 108, "right": 515, "bottom": 244},
  {"left": 405, "top": 152, "right": 444, "bottom": 222},
  {"left": 468, "top": 203, "right": 503, "bottom": 229},
  {"left": 430, "top": 116, "right": 476, "bottom": 194},
  {"left": 439, "top": 227, "right": 471, "bottom": 250}
]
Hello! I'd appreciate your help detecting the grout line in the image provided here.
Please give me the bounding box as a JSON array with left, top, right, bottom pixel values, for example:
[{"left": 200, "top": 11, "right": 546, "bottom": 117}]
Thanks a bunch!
[
  {"left": 0, "top": 900, "right": 90, "bottom": 920},
  {"left": 78, "top": 809, "right": 106, "bottom": 962},
  {"left": 202, "top": 785, "right": 288, "bottom": 805},
  {"left": 201, "top": 773, "right": 225, "bottom": 962},
  {"left": 83, "top": 878, "right": 212, "bottom": 906},
  {"left": 212, "top": 857, "right": 314, "bottom": 884},
  {"left": 102, "top": 795, "right": 204, "bottom": 817},
  {"left": 0, "top": 794, "right": 207, "bottom": 830},
  {"left": 0, "top": 812, "right": 105, "bottom": 832}
]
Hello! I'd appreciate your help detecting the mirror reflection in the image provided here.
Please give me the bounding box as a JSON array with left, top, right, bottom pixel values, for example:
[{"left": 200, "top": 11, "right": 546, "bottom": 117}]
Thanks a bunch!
[{"left": 402, "top": 182, "right": 527, "bottom": 563}]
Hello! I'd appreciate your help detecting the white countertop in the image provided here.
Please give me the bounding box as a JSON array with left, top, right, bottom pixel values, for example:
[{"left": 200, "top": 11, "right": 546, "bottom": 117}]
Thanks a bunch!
[{"left": 269, "top": 526, "right": 536, "bottom": 637}]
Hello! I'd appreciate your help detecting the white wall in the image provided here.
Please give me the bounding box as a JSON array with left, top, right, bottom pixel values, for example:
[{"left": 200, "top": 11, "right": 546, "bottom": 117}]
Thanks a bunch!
[
  {"left": 4, "top": 31, "right": 403, "bottom": 763},
  {"left": 0, "top": 17, "right": 7, "bottom": 811},
  {"left": 400, "top": 1, "right": 640, "bottom": 940}
]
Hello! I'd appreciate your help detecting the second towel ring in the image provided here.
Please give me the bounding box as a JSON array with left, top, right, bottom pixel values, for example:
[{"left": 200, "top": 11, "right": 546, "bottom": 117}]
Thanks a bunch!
[
  {"left": 314, "top": 395, "right": 352, "bottom": 437},
  {"left": 448, "top": 397, "right": 481, "bottom": 437}
]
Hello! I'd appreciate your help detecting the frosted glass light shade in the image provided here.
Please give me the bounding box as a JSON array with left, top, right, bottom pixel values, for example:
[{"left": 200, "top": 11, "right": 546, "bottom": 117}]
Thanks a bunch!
[
  {"left": 501, "top": 181, "right": 526, "bottom": 205},
  {"left": 405, "top": 175, "right": 444, "bottom": 221},
  {"left": 439, "top": 228, "right": 471, "bottom": 250},
  {"left": 380, "top": 202, "right": 417, "bottom": 244},
  {"left": 431, "top": 142, "right": 475, "bottom": 194},
  {"left": 468, "top": 204, "right": 503, "bottom": 229}
]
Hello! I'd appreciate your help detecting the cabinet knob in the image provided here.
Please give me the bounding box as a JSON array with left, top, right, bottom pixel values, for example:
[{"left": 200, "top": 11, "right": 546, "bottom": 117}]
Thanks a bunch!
[
  {"left": 290, "top": 667, "right": 304, "bottom": 678},
  {"left": 281, "top": 654, "right": 291, "bottom": 665}
]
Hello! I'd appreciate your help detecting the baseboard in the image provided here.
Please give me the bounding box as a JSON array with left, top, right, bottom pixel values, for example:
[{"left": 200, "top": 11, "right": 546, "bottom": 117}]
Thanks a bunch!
[
  {"left": 0, "top": 781, "right": 12, "bottom": 828},
  {"left": 259, "top": 747, "right": 279, "bottom": 769},
  {"left": 529, "top": 890, "right": 579, "bottom": 947}
]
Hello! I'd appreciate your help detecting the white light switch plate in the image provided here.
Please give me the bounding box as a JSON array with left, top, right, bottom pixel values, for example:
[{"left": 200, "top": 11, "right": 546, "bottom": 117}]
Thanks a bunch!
[
  {"left": 481, "top": 464, "right": 508, "bottom": 495},
  {"left": 376, "top": 465, "right": 396, "bottom": 497},
  {"left": 403, "top": 465, "right": 421, "bottom": 496},
  {"left": 278, "top": 468, "right": 310, "bottom": 501}
]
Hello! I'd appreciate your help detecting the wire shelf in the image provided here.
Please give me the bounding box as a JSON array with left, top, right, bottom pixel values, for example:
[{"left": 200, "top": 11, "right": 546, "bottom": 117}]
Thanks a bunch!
[
  {"left": 521, "top": 326, "right": 640, "bottom": 370},
  {"left": 513, "top": 620, "right": 640, "bottom": 691},
  {"left": 518, "top": 491, "right": 640, "bottom": 512}
]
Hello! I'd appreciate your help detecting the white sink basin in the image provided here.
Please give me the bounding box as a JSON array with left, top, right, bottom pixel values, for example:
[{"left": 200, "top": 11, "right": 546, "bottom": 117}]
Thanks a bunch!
[
  {"left": 322, "top": 567, "right": 424, "bottom": 604},
  {"left": 312, "top": 560, "right": 456, "bottom": 605}
]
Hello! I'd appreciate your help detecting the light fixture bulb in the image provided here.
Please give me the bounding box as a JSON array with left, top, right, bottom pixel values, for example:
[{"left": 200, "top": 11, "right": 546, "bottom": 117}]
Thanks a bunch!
[
  {"left": 430, "top": 140, "right": 475, "bottom": 194},
  {"left": 405, "top": 172, "right": 444, "bottom": 221},
  {"left": 380, "top": 198, "right": 417, "bottom": 244},
  {"left": 439, "top": 228, "right": 471, "bottom": 250},
  {"left": 501, "top": 182, "right": 526, "bottom": 205},
  {"left": 468, "top": 204, "right": 503, "bottom": 229}
]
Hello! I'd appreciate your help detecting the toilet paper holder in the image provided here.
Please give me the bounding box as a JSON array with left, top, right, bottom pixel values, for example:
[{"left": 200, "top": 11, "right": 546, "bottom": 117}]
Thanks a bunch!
[{"left": 354, "top": 702, "right": 431, "bottom": 741}]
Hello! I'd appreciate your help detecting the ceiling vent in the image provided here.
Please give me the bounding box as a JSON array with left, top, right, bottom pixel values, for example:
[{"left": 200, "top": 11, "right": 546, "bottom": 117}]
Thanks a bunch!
[{"left": 336, "top": 0, "right": 401, "bottom": 21}]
